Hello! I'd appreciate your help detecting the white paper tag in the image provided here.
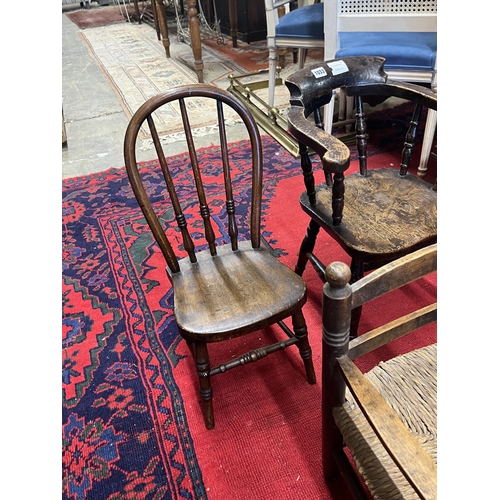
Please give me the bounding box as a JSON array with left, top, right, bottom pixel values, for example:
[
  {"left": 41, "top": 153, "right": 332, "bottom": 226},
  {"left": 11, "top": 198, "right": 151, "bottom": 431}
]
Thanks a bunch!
[
  {"left": 327, "top": 60, "right": 349, "bottom": 75},
  {"left": 311, "top": 67, "right": 328, "bottom": 78}
]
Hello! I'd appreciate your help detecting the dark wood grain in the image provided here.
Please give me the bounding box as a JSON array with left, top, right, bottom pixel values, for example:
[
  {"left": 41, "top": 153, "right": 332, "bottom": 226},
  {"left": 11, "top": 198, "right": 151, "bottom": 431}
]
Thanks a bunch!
[
  {"left": 286, "top": 56, "right": 437, "bottom": 336},
  {"left": 299, "top": 168, "right": 437, "bottom": 264},
  {"left": 124, "top": 84, "right": 316, "bottom": 429}
]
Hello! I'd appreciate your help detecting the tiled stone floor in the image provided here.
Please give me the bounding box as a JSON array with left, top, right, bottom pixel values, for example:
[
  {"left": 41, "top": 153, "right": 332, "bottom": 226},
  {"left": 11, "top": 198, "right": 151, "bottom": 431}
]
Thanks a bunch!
[{"left": 62, "top": 3, "right": 250, "bottom": 179}]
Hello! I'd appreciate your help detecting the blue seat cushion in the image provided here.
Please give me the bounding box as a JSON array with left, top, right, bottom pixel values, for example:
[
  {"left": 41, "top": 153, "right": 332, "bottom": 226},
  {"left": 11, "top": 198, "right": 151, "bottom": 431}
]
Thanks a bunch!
[
  {"left": 337, "top": 32, "right": 436, "bottom": 70},
  {"left": 276, "top": 2, "right": 325, "bottom": 40}
]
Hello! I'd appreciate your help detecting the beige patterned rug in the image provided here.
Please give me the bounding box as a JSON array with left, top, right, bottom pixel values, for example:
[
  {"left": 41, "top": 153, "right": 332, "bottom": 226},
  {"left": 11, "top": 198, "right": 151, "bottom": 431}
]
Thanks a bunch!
[{"left": 79, "top": 22, "right": 321, "bottom": 146}]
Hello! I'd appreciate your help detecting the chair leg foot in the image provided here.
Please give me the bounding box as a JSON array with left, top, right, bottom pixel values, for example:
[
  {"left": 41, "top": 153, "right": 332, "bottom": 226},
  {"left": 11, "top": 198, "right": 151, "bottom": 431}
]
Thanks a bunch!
[
  {"left": 202, "top": 399, "right": 215, "bottom": 430},
  {"left": 194, "top": 341, "right": 215, "bottom": 429},
  {"left": 292, "top": 310, "right": 316, "bottom": 385}
]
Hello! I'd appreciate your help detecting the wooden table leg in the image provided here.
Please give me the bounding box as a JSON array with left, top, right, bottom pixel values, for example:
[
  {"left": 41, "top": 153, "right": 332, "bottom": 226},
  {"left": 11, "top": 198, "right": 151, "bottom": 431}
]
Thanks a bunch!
[
  {"left": 186, "top": 0, "right": 204, "bottom": 83},
  {"left": 133, "top": 0, "right": 141, "bottom": 23},
  {"left": 228, "top": 0, "right": 238, "bottom": 48},
  {"left": 155, "top": 0, "right": 171, "bottom": 58},
  {"left": 151, "top": 0, "right": 161, "bottom": 41}
]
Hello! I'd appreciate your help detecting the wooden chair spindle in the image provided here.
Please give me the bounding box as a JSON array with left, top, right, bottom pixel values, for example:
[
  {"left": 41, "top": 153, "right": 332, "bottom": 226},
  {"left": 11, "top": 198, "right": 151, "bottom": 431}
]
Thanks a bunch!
[
  {"left": 217, "top": 101, "right": 239, "bottom": 250},
  {"left": 355, "top": 96, "right": 368, "bottom": 176},
  {"left": 179, "top": 97, "right": 217, "bottom": 255},
  {"left": 147, "top": 113, "right": 197, "bottom": 264},
  {"left": 400, "top": 104, "right": 422, "bottom": 176}
]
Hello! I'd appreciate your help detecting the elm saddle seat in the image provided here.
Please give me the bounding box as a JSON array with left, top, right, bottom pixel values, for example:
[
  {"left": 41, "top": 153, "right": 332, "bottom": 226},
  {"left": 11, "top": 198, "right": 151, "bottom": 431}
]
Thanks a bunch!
[
  {"left": 321, "top": 243, "right": 437, "bottom": 499},
  {"left": 123, "top": 84, "right": 316, "bottom": 430},
  {"left": 285, "top": 56, "right": 437, "bottom": 337}
]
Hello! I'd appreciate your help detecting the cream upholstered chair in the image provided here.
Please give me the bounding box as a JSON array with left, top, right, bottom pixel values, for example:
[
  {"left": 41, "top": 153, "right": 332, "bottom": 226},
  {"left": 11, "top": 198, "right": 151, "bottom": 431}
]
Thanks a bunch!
[
  {"left": 264, "top": 0, "right": 324, "bottom": 109},
  {"left": 323, "top": 0, "right": 437, "bottom": 174}
]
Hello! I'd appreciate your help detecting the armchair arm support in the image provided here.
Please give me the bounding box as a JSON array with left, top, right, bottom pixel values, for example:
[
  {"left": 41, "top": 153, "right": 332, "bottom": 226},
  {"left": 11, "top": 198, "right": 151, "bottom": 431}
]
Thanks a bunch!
[
  {"left": 337, "top": 355, "right": 437, "bottom": 500},
  {"left": 287, "top": 107, "right": 351, "bottom": 174}
]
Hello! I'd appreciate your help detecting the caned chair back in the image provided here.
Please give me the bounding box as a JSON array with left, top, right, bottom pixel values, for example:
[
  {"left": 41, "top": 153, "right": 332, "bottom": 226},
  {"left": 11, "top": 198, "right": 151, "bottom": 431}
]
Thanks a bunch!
[{"left": 328, "top": 0, "right": 437, "bottom": 84}]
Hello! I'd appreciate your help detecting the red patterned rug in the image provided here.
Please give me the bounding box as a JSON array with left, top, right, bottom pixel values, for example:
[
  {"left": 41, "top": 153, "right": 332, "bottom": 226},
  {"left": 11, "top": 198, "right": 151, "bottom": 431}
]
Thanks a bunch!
[
  {"left": 203, "top": 37, "right": 324, "bottom": 73},
  {"left": 62, "top": 111, "right": 436, "bottom": 499},
  {"left": 65, "top": 5, "right": 131, "bottom": 29}
]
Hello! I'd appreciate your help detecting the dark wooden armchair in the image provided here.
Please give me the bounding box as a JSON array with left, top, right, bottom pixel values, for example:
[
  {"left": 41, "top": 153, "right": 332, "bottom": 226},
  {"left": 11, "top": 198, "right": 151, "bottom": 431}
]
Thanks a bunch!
[
  {"left": 123, "top": 84, "right": 316, "bottom": 430},
  {"left": 285, "top": 56, "right": 437, "bottom": 337},
  {"left": 322, "top": 243, "right": 437, "bottom": 499}
]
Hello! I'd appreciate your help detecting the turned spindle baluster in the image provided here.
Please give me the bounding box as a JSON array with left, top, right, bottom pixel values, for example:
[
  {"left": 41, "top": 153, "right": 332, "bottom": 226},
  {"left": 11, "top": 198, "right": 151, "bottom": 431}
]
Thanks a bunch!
[
  {"left": 322, "top": 261, "right": 352, "bottom": 480},
  {"left": 155, "top": 0, "right": 171, "bottom": 57},
  {"left": 186, "top": 0, "right": 204, "bottom": 83},
  {"left": 355, "top": 96, "right": 368, "bottom": 176}
]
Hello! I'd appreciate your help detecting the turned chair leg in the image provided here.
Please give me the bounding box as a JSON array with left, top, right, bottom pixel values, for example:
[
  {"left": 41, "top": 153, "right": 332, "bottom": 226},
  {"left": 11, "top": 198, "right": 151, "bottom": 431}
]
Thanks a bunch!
[
  {"left": 186, "top": 0, "right": 204, "bottom": 83},
  {"left": 295, "top": 220, "right": 320, "bottom": 276},
  {"left": 323, "top": 420, "right": 345, "bottom": 482},
  {"left": 194, "top": 341, "right": 215, "bottom": 429},
  {"left": 349, "top": 260, "right": 364, "bottom": 339},
  {"left": 268, "top": 46, "right": 278, "bottom": 110},
  {"left": 292, "top": 310, "right": 317, "bottom": 384}
]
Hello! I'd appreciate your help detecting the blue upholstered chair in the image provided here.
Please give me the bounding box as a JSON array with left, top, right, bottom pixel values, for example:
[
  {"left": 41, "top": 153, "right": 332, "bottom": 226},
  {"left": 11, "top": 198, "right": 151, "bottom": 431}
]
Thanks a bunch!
[
  {"left": 324, "top": 0, "right": 437, "bottom": 174},
  {"left": 266, "top": 0, "right": 437, "bottom": 173},
  {"left": 264, "top": 0, "right": 325, "bottom": 109}
]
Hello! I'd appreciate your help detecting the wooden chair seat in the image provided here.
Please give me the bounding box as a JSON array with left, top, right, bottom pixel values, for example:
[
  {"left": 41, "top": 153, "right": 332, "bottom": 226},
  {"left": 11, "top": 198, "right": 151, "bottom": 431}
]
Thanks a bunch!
[
  {"left": 299, "top": 168, "right": 437, "bottom": 264},
  {"left": 285, "top": 56, "right": 438, "bottom": 337},
  {"left": 333, "top": 343, "right": 437, "bottom": 500},
  {"left": 171, "top": 241, "right": 307, "bottom": 338}
]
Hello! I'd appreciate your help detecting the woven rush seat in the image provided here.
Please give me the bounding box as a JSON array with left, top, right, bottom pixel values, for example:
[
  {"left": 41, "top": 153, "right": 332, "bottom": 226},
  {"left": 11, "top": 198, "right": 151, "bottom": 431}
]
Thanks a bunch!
[{"left": 332, "top": 343, "right": 437, "bottom": 500}]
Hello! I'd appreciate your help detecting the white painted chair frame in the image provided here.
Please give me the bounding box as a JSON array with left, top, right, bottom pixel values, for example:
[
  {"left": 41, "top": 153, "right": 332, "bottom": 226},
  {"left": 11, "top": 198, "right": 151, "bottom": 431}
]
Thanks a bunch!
[
  {"left": 265, "top": 0, "right": 324, "bottom": 109},
  {"left": 323, "top": 0, "right": 437, "bottom": 176}
]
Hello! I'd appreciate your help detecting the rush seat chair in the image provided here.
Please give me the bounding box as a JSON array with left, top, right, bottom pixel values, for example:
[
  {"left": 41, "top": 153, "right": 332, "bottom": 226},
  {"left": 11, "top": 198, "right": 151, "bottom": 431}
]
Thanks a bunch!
[
  {"left": 123, "top": 84, "right": 316, "bottom": 429},
  {"left": 321, "top": 243, "right": 437, "bottom": 499}
]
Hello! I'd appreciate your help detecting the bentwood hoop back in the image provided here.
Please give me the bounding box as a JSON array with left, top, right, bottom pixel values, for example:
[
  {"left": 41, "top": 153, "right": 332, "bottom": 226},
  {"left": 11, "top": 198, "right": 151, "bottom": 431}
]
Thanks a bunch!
[{"left": 124, "top": 84, "right": 316, "bottom": 429}]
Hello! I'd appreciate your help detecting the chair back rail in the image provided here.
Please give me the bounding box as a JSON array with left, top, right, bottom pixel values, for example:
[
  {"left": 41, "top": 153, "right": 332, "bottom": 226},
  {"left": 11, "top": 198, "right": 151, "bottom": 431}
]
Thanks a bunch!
[{"left": 124, "top": 85, "right": 264, "bottom": 274}]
